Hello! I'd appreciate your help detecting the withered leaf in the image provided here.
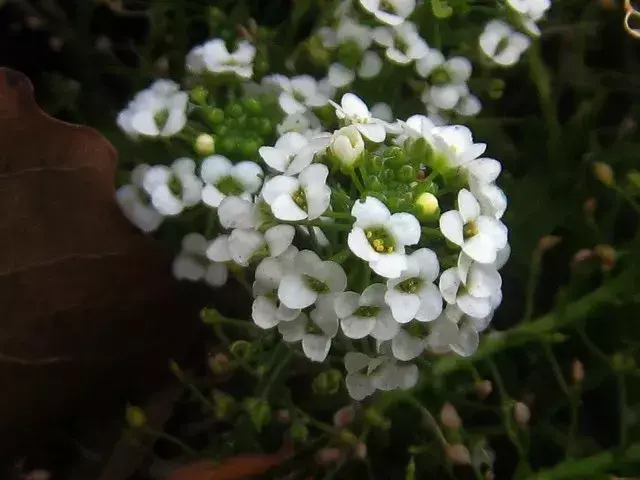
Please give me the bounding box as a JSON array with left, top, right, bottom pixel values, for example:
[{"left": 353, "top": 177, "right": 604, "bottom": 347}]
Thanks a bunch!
[{"left": 0, "top": 68, "right": 200, "bottom": 443}]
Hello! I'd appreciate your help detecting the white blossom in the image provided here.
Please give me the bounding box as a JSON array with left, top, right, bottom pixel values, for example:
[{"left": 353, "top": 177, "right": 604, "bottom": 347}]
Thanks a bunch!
[
  {"left": 391, "top": 328, "right": 425, "bottom": 361},
  {"left": 259, "top": 132, "right": 330, "bottom": 176},
  {"left": 359, "top": 0, "right": 416, "bottom": 26},
  {"left": 117, "top": 80, "right": 188, "bottom": 138},
  {"left": 200, "top": 156, "right": 263, "bottom": 208},
  {"left": 173, "top": 233, "right": 228, "bottom": 287},
  {"left": 277, "top": 250, "right": 347, "bottom": 309},
  {"left": 186, "top": 39, "right": 256, "bottom": 79},
  {"left": 372, "top": 22, "right": 429, "bottom": 65},
  {"left": 331, "top": 93, "right": 387, "bottom": 142},
  {"left": 262, "top": 164, "right": 332, "bottom": 221},
  {"left": 416, "top": 50, "right": 473, "bottom": 111},
  {"left": 507, "top": 0, "right": 551, "bottom": 36},
  {"left": 439, "top": 263, "right": 501, "bottom": 320},
  {"left": 344, "top": 351, "right": 418, "bottom": 400},
  {"left": 480, "top": 20, "right": 531, "bottom": 67},
  {"left": 329, "top": 125, "right": 365, "bottom": 166},
  {"left": 142, "top": 158, "right": 202, "bottom": 216},
  {"left": 228, "top": 225, "right": 295, "bottom": 266},
  {"left": 348, "top": 196, "right": 421, "bottom": 278},
  {"left": 385, "top": 248, "right": 443, "bottom": 324},
  {"left": 335, "top": 284, "right": 399, "bottom": 340},
  {"left": 116, "top": 164, "right": 163, "bottom": 233},
  {"left": 265, "top": 74, "right": 331, "bottom": 115},
  {"left": 439, "top": 189, "right": 508, "bottom": 264}
]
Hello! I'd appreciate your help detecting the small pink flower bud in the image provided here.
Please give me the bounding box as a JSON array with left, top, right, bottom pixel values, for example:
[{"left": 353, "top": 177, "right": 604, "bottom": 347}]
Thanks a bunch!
[
  {"left": 440, "top": 402, "right": 462, "bottom": 429},
  {"left": 594, "top": 244, "right": 616, "bottom": 272},
  {"left": 23, "top": 471, "right": 51, "bottom": 480},
  {"left": 514, "top": 402, "right": 531, "bottom": 428},
  {"left": 354, "top": 442, "right": 367, "bottom": 460},
  {"left": 584, "top": 197, "right": 597, "bottom": 215},
  {"left": 333, "top": 405, "right": 356, "bottom": 428},
  {"left": 208, "top": 353, "right": 229, "bottom": 375},
  {"left": 571, "top": 248, "right": 594, "bottom": 269},
  {"left": 446, "top": 444, "right": 471, "bottom": 465},
  {"left": 475, "top": 380, "right": 493, "bottom": 399},
  {"left": 316, "top": 448, "right": 342, "bottom": 465},
  {"left": 538, "top": 235, "right": 562, "bottom": 254},
  {"left": 572, "top": 359, "right": 584, "bottom": 385},
  {"left": 593, "top": 162, "right": 615, "bottom": 187},
  {"left": 276, "top": 409, "right": 291, "bottom": 424}
]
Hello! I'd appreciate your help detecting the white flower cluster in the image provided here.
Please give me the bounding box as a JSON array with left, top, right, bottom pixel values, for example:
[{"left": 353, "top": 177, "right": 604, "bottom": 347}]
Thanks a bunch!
[
  {"left": 479, "top": 0, "right": 551, "bottom": 67},
  {"left": 312, "top": 1, "right": 481, "bottom": 119}
]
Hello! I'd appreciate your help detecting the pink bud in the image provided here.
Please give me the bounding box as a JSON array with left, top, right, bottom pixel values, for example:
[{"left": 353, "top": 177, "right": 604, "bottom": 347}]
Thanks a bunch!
[
  {"left": 583, "top": 197, "right": 597, "bottom": 215},
  {"left": 571, "top": 248, "right": 594, "bottom": 268},
  {"left": 538, "top": 235, "right": 562, "bottom": 254},
  {"left": 440, "top": 402, "right": 462, "bottom": 429},
  {"left": 316, "top": 448, "right": 342, "bottom": 465},
  {"left": 475, "top": 380, "right": 493, "bottom": 399},
  {"left": 23, "top": 471, "right": 51, "bottom": 480},
  {"left": 333, "top": 405, "right": 356, "bottom": 428},
  {"left": 594, "top": 244, "right": 616, "bottom": 272},
  {"left": 354, "top": 442, "right": 367, "bottom": 460},
  {"left": 572, "top": 359, "right": 584, "bottom": 384},
  {"left": 514, "top": 402, "right": 531, "bottom": 428},
  {"left": 276, "top": 409, "right": 291, "bottom": 424},
  {"left": 445, "top": 444, "right": 471, "bottom": 465}
]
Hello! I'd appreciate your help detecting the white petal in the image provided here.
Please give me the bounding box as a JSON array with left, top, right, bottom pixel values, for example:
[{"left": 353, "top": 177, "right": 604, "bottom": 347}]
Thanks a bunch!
[
  {"left": 151, "top": 186, "right": 183, "bottom": 215},
  {"left": 476, "top": 217, "right": 508, "bottom": 249},
  {"left": 396, "top": 363, "right": 419, "bottom": 389},
  {"left": 358, "top": 52, "right": 383, "bottom": 78},
  {"left": 229, "top": 229, "right": 264, "bottom": 266},
  {"left": 302, "top": 334, "right": 332, "bottom": 362},
  {"left": 279, "top": 92, "right": 305, "bottom": 115},
  {"left": 411, "top": 248, "right": 440, "bottom": 282},
  {"left": 201, "top": 184, "right": 226, "bottom": 208},
  {"left": 271, "top": 194, "right": 308, "bottom": 221},
  {"left": 321, "top": 262, "right": 348, "bottom": 293},
  {"left": 252, "top": 296, "right": 280, "bottom": 329},
  {"left": 172, "top": 255, "right": 204, "bottom": 281},
  {"left": 392, "top": 330, "right": 424, "bottom": 361},
  {"left": 305, "top": 185, "right": 331, "bottom": 220},
  {"left": 204, "top": 262, "right": 228, "bottom": 287},
  {"left": 385, "top": 288, "right": 420, "bottom": 324},
  {"left": 206, "top": 235, "right": 232, "bottom": 262},
  {"left": 218, "top": 196, "right": 256, "bottom": 229},
  {"left": 254, "top": 256, "right": 285, "bottom": 290},
  {"left": 259, "top": 146, "right": 290, "bottom": 173},
  {"left": 341, "top": 93, "right": 370, "bottom": 118},
  {"left": 352, "top": 196, "right": 391, "bottom": 227},
  {"left": 439, "top": 267, "right": 461, "bottom": 304},
  {"left": 360, "top": 283, "right": 387, "bottom": 306},
  {"left": 462, "top": 235, "right": 497, "bottom": 264},
  {"left": 356, "top": 122, "right": 386, "bottom": 143},
  {"left": 388, "top": 212, "right": 421, "bottom": 246},
  {"left": 310, "top": 294, "right": 340, "bottom": 336},
  {"left": 262, "top": 175, "right": 299, "bottom": 205},
  {"left": 450, "top": 322, "right": 479, "bottom": 357},
  {"left": 348, "top": 227, "right": 377, "bottom": 262},
  {"left": 201, "top": 155, "right": 233, "bottom": 183},
  {"left": 233, "top": 161, "right": 263, "bottom": 193},
  {"left": 457, "top": 292, "right": 492, "bottom": 318},
  {"left": 426, "top": 318, "right": 459, "bottom": 349},
  {"left": 265, "top": 225, "right": 295, "bottom": 257},
  {"left": 335, "top": 291, "right": 360, "bottom": 318},
  {"left": 466, "top": 264, "right": 502, "bottom": 298},
  {"left": 278, "top": 273, "right": 316, "bottom": 309},
  {"left": 278, "top": 313, "right": 308, "bottom": 342},
  {"left": 182, "top": 232, "right": 208, "bottom": 255},
  {"left": 346, "top": 373, "right": 376, "bottom": 400},
  {"left": 458, "top": 189, "right": 481, "bottom": 224},
  {"left": 371, "top": 311, "right": 400, "bottom": 341},
  {"left": 371, "top": 252, "right": 407, "bottom": 279},
  {"left": 415, "top": 284, "right": 443, "bottom": 322},
  {"left": 328, "top": 63, "right": 355, "bottom": 88},
  {"left": 345, "top": 352, "right": 372, "bottom": 373},
  {"left": 341, "top": 316, "right": 376, "bottom": 339},
  {"left": 440, "top": 210, "right": 464, "bottom": 246}
]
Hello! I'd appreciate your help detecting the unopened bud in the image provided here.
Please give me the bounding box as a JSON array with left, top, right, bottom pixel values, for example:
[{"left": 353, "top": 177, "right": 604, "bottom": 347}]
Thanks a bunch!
[
  {"left": 125, "top": 405, "right": 147, "bottom": 428},
  {"left": 416, "top": 192, "right": 440, "bottom": 218},
  {"left": 208, "top": 353, "right": 229, "bottom": 375},
  {"left": 338, "top": 429, "right": 359, "bottom": 445},
  {"left": 475, "top": 380, "right": 493, "bottom": 399},
  {"left": 277, "top": 409, "right": 291, "bottom": 423},
  {"left": 593, "top": 162, "right": 615, "bottom": 187},
  {"left": 584, "top": 197, "right": 597, "bottom": 215},
  {"left": 213, "top": 391, "right": 235, "bottom": 419},
  {"left": 333, "top": 405, "right": 356, "bottom": 428},
  {"left": 364, "top": 407, "right": 391, "bottom": 429},
  {"left": 330, "top": 125, "right": 364, "bottom": 168},
  {"left": 572, "top": 358, "right": 584, "bottom": 384},
  {"left": 49, "top": 37, "right": 64, "bottom": 52},
  {"left": 446, "top": 444, "right": 471, "bottom": 465},
  {"left": 155, "top": 56, "right": 170, "bottom": 75},
  {"left": 230, "top": 340, "right": 252, "bottom": 360},
  {"left": 190, "top": 86, "right": 209, "bottom": 105},
  {"left": 538, "top": 235, "right": 562, "bottom": 254},
  {"left": 290, "top": 421, "right": 309, "bottom": 442},
  {"left": 571, "top": 248, "right": 594, "bottom": 269},
  {"left": 354, "top": 442, "right": 367, "bottom": 460},
  {"left": 95, "top": 36, "right": 112, "bottom": 53},
  {"left": 243, "top": 397, "right": 271, "bottom": 432},
  {"left": 514, "top": 402, "right": 531, "bottom": 428},
  {"left": 440, "top": 402, "right": 462, "bottom": 429},
  {"left": 594, "top": 244, "right": 616, "bottom": 272},
  {"left": 628, "top": 170, "right": 640, "bottom": 189},
  {"left": 312, "top": 369, "right": 342, "bottom": 395},
  {"left": 316, "top": 447, "right": 342, "bottom": 465},
  {"left": 193, "top": 133, "right": 214, "bottom": 155}
]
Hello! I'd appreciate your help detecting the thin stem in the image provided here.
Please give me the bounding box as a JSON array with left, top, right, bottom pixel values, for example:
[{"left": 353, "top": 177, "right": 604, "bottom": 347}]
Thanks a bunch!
[
  {"left": 617, "top": 372, "right": 629, "bottom": 447},
  {"left": 350, "top": 169, "right": 366, "bottom": 195},
  {"left": 614, "top": 185, "right": 640, "bottom": 215},
  {"left": 144, "top": 427, "right": 197, "bottom": 457},
  {"left": 307, "top": 220, "right": 352, "bottom": 231},
  {"left": 541, "top": 343, "right": 569, "bottom": 395},
  {"left": 261, "top": 347, "right": 293, "bottom": 399},
  {"left": 566, "top": 387, "right": 580, "bottom": 459},
  {"left": 523, "top": 251, "right": 542, "bottom": 323}
]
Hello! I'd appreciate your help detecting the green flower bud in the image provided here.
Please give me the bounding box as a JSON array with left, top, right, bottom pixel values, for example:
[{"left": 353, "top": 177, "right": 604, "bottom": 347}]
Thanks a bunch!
[
  {"left": 592, "top": 162, "right": 615, "bottom": 187},
  {"left": 257, "top": 118, "right": 273, "bottom": 136},
  {"left": 226, "top": 102, "right": 244, "bottom": 119},
  {"left": 230, "top": 340, "right": 252, "bottom": 360},
  {"left": 219, "top": 137, "right": 238, "bottom": 154},
  {"left": 397, "top": 164, "right": 415, "bottom": 182},
  {"left": 364, "top": 407, "right": 390, "bottom": 429},
  {"left": 244, "top": 397, "right": 271, "bottom": 432},
  {"left": 169, "top": 360, "right": 183, "bottom": 379},
  {"left": 312, "top": 368, "right": 343, "bottom": 395},
  {"left": 195, "top": 133, "right": 216, "bottom": 156},
  {"left": 125, "top": 405, "right": 147, "bottom": 428},
  {"left": 290, "top": 421, "right": 309, "bottom": 442},
  {"left": 190, "top": 86, "right": 208, "bottom": 105},
  {"left": 338, "top": 429, "right": 358, "bottom": 445},
  {"left": 242, "top": 97, "right": 262, "bottom": 115},
  {"left": 208, "top": 353, "right": 230, "bottom": 375},
  {"left": 383, "top": 146, "right": 404, "bottom": 166},
  {"left": 368, "top": 155, "right": 386, "bottom": 173},
  {"left": 627, "top": 170, "right": 640, "bottom": 189},
  {"left": 337, "top": 41, "right": 362, "bottom": 69},
  {"left": 307, "top": 35, "right": 331, "bottom": 66},
  {"left": 213, "top": 390, "right": 235, "bottom": 419},
  {"left": 369, "top": 176, "right": 384, "bottom": 191},
  {"left": 207, "top": 107, "right": 225, "bottom": 125},
  {"left": 489, "top": 78, "right": 505, "bottom": 100},
  {"left": 381, "top": 168, "right": 396, "bottom": 183},
  {"left": 240, "top": 138, "right": 261, "bottom": 158}
]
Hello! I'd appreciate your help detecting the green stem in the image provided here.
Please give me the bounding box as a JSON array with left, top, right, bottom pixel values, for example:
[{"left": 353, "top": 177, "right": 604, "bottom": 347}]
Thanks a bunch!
[
  {"left": 144, "top": 427, "right": 197, "bottom": 457},
  {"left": 523, "top": 251, "right": 542, "bottom": 323},
  {"left": 430, "top": 273, "right": 630, "bottom": 378},
  {"left": 528, "top": 443, "right": 640, "bottom": 480},
  {"left": 350, "top": 169, "right": 366, "bottom": 195},
  {"left": 566, "top": 387, "right": 580, "bottom": 459},
  {"left": 307, "top": 220, "right": 352, "bottom": 231},
  {"left": 617, "top": 372, "right": 629, "bottom": 447}
]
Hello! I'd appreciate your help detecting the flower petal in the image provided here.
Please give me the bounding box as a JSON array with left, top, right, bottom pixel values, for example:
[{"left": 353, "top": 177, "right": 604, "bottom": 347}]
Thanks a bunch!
[
  {"left": 341, "top": 316, "right": 376, "bottom": 339},
  {"left": 302, "top": 334, "right": 332, "bottom": 362},
  {"left": 391, "top": 329, "right": 424, "bottom": 361},
  {"left": 440, "top": 210, "right": 464, "bottom": 246},
  {"left": 279, "top": 273, "right": 316, "bottom": 309},
  {"left": 388, "top": 212, "right": 421, "bottom": 246},
  {"left": 415, "top": 283, "right": 443, "bottom": 322},
  {"left": 385, "top": 288, "right": 420, "bottom": 324}
]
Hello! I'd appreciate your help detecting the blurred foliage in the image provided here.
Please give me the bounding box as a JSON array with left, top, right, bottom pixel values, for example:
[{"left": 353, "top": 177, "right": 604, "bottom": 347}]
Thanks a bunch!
[{"left": 2, "top": 0, "right": 640, "bottom": 479}]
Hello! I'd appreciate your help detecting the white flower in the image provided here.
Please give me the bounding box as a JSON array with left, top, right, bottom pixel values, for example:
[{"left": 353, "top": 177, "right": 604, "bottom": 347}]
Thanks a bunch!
[
  {"left": 507, "top": 0, "right": 551, "bottom": 36},
  {"left": 116, "top": 164, "right": 163, "bottom": 233},
  {"left": 251, "top": 250, "right": 301, "bottom": 329},
  {"left": 456, "top": 94, "right": 482, "bottom": 117},
  {"left": 267, "top": 75, "right": 331, "bottom": 115},
  {"left": 277, "top": 250, "right": 347, "bottom": 309},
  {"left": 430, "top": 125, "right": 487, "bottom": 170},
  {"left": 371, "top": 103, "right": 394, "bottom": 123},
  {"left": 439, "top": 262, "right": 501, "bottom": 319},
  {"left": 117, "top": 80, "right": 188, "bottom": 138},
  {"left": 262, "top": 164, "right": 331, "bottom": 221},
  {"left": 278, "top": 294, "right": 340, "bottom": 362},
  {"left": 142, "top": 158, "right": 202, "bottom": 216},
  {"left": 416, "top": 50, "right": 472, "bottom": 111},
  {"left": 372, "top": 23, "right": 428, "bottom": 65},
  {"left": 359, "top": 0, "right": 416, "bottom": 26},
  {"left": 218, "top": 196, "right": 258, "bottom": 230},
  {"left": 327, "top": 63, "right": 356, "bottom": 88},
  {"left": 335, "top": 17, "right": 374, "bottom": 50},
  {"left": 330, "top": 125, "right": 365, "bottom": 166},
  {"left": 439, "top": 189, "right": 508, "bottom": 264},
  {"left": 331, "top": 93, "right": 387, "bottom": 142},
  {"left": 344, "top": 351, "right": 418, "bottom": 400},
  {"left": 200, "top": 156, "right": 263, "bottom": 208},
  {"left": 277, "top": 111, "right": 323, "bottom": 137},
  {"left": 335, "top": 284, "right": 400, "bottom": 340},
  {"left": 470, "top": 180, "right": 508, "bottom": 220},
  {"left": 479, "top": 20, "right": 531, "bottom": 67},
  {"left": 173, "top": 233, "right": 228, "bottom": 287},
  {"left": 259, "top": 132, "right": 330, "bottom": 176},
  {"left": 385, "top": 248, "right": 443, "bottom": 324},
  {"left": 227, "top": 225, "right": 295, "bottom": 266},
  {"left": 348, "top": 196, "right": 421, "bottom": 278},
  {"left": 391, "top": 328, "right": 425, "bottom": 361},
  {"left": 186, "top": 39, "right": 256, "bottom": 79}
]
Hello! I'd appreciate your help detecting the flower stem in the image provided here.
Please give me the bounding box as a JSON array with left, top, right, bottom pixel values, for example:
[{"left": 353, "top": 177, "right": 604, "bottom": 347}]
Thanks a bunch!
[
  {"left": 143, "top": 427, "right": 197, "bottom": 457},
  {"left": 350, "top": 169, "right": 366, "bottom": 195}
]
